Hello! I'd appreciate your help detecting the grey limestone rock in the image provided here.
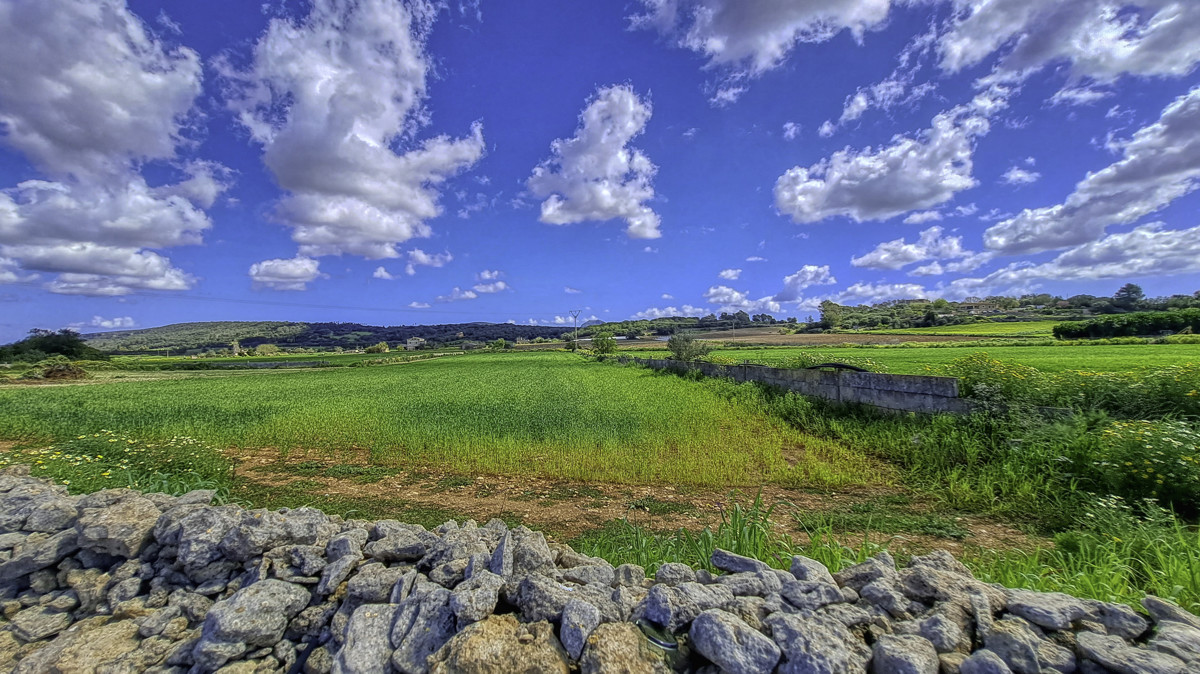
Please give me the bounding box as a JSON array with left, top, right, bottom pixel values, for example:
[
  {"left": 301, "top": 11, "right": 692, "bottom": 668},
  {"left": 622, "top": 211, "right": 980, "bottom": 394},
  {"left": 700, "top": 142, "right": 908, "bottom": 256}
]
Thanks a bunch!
[
  {"left": 515, "top": 573, "right": 620, "bottom": 624},
  {"left": 1151, "top": 621, "right": 1200, "bottom": 663},
  {"left": 428, "top": 614, "right": 570, "bottom": 674},
  {"left": 24, "top": 498, "right": 79, "bottom": 533},
  {"left": 198, "top": 579, "right": 311, "bottom": 655},
  {"left": 690, "top": 608, "right": 781, "bottom": 674},
  {"left": 176, "top": 507, "right": 241, "bottom": 572},
  {"left": 791, "top": 555, "right": 836, "bottom": 586},
  {"left": 316, "top": 551, "right": 361, "bottom": 596},
  {"left": 711, "top": 548, "right": 769, "bottom": 574},
  {"left": 428, "top": 558, "right": 468, "bottom": 588},
  {"left": 560, "top": 597, "right": 602, "bottom": 661},
  {"left": 655, "top": 562, "right": 696, "bottom": 586},
  {"left": 767, "top": 611, "right": 871, "bottom": 674},
  {"left": 489, "top": 531, "right": 513, "bottom": 578},
  {"left": 1006, "top": 590, "right": 1089, "bottom": 631},
  {"left": 780, "top": 578, "right": 846, "bottom": 611},
  {"left": 449, "top": 570, "right": 503, "bottom": 625},
  {"left": 1145, "top": 596, "right": 1200, "bottom": 631},
  {"left": 332, "top": 603, "right": 400, "bottom": 674},
  {"left": 918, "top": 612, "right": 965, "bottom": 653},
  {"left": 871, "top": 634, "right": 940, "bottom": 674},
  {"left": 562, "top": 563, "right": 616, "bottom": 587},
  {"left": 326, "top": 529, "right": 368, "bottom": 561},
  {"left": 614, "top": 563, "right": 646, "bottom": 587},
  {"left": 390, "top": 588, "right": 457, "bottom": 674},
  {"left": 641, "top": 581, "right": 735, "bottom": 632},
  {"left": 511, "top": 529, "right": 556, "bottom": 578},
  {"left": 11, "top": 605, "right": 73, "bottom": 641},
  {"left": 834, "top": 553, "right": 898, "bottom": 592},
  {"left": 345, "top": 562, "right": 406, "bottom": 604},
  {"left": 363, "top": 530, "right": 426, "bottom": 563},
  {"left": 75, "top": 495, "right": 161, "bottom": 558},
  {"left": 0, "top": 529, "right": 79, "bottom": 582},
  {"left": 960, "top": 649, "right": 1014, "bottom": 674},
  {"left": 1084, "top": 598, "right": 1149, "bottom": 640},
  {"left": 1077, "top": 631, "right": 1185, "bottom": 674}
]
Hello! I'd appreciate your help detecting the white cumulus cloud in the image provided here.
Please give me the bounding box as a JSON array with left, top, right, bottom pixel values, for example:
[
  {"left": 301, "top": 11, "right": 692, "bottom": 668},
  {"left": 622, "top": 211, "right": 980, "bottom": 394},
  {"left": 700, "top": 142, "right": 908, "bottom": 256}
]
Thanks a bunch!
[
  {"left": 0, "top": 0, "right": 225, "bottom": 296},
  {"left": 249, "top": 256, "right": 323, "bottom": 291},
  {"left": 1001, "top": 166, "right": 1041, "bottom": 185},
  {"left": 222, "top": 0, "right": 484, "bottom": 263},
  {"left": 773, "top": 265, "right": 837, "bottom": 302},
  {"left": 437, "top": 287, "right": 477, "bottom": 302},
  {"left": 472, "top": 280, "right": 508, "bottom": 294},
  {"left": 404, "top": 249, "right": 453, "bottom": 276},
  {"left": 630, "top": 0, "right": 895, "bottom": 103},
  {"left": 528, "top": 85, "right": 661, "bottom": 239},
  {"left": 373, "top": 267, "right": 395, "bottom": 280},
  {"left": 718, "top": 268, "right": 742, "bottom": 280},
  {"left": 632, "top": 304, "right": 709, "bottom": 320},
  {"left": 984, "top": 87, "right": 1200, "bottom": 255}
]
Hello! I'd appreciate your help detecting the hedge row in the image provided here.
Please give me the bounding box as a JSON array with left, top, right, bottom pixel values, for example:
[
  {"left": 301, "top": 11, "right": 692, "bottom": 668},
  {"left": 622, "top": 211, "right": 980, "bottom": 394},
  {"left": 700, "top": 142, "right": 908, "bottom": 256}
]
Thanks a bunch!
[{"left": 1053, "top": 308, "right": 1200, "bottom": 339}]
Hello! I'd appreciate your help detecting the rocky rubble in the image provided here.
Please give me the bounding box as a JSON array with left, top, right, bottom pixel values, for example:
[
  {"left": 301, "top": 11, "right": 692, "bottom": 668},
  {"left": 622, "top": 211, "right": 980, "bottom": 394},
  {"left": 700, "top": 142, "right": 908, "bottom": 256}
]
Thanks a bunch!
[{"left": 0, "top": 466, "right": 1197, "bottom": 673}]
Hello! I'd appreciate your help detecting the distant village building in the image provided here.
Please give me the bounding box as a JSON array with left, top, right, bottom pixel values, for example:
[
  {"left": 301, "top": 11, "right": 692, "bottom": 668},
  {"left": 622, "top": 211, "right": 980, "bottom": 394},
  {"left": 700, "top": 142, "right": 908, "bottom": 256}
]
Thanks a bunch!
[
  {"left": 405, "top": 337, "right": 426, "bottom": 351},
  {"left": 958, "top": 301, "right": 1000, "bottom": 315}
]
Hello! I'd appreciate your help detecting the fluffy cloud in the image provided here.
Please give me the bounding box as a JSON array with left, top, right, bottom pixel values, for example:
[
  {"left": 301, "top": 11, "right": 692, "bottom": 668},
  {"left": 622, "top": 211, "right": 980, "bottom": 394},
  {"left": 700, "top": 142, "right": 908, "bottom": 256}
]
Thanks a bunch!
[
  {"left": 836, "top": 281, "right": 928, "bottom": 305},
  {"left": 939, "top": 1, "right": 1200, "bottom": 81},
  {"left": 903, "top": 211, "right": 943, "bottom": 225},
  {"left": 782, "top": 122, "right": 801, "bottom": 140},
  {"left": 404, "top": 249, "right": 453, "bottom": 276},
  {"left": 373, "top": 267, "right": 395, "bottom": 280},
  {"left": 718, "top": 268, "right": 742, "bottom": 280},
  {"left": 850, "top": 226, "right": 987, "bottom": 273},
  {"left": 745, "top": 256, "right": 767, "bottom": 262},
  {"left": 0, "top": 0, "right": 224, "bottom": 295},
  {"left": 527, "top": 85, "right": 661, "bottom": 239},
  {"left": 774, "top": 265, "right": 837, "bottom": 302},
  {"left": 985, "top": 87, "right": 1200, "bottom": 255},
  {"left": 472, "top": 280, "right": 508, "bottom": 294},
  {"left": 408, "top": 301, "right": 431, "bottom": 309},
  {"left": 632, "top": 304, "right": 709, "bottom": 320},
  {"left": 0, "top": 258, "right": 35, "bottom": 284},
  {"left": 565, "top": 287, "right": 582, "bottom": 294},
  {"left": 1001, "top": 166, "right": 1041, "bottom": 185},
  {"left": 630, "top": 0, "right": 894, "bottom": 102},
  {"left": 775, "top": 99, "right": 995, "bottom": 224},
  {"left": 86, "top": 316, "right": 136, "bottom": 329},
  {"left": 223, "top": 0, "right": 484, "bottom": 263},
  {"left": 821, "top": 76, "right": 936, "bottom": 137},
  {"left": 704, "top": 285, "right": 781, "bottom": 313},
  {"left": 477, "top": 269, "right": 501, "bottom": 281},
  {"left": 437, "top": 287, "right": 477, "bottom": 302},
  {"left": 249, "top": 256, "right": 323, "bottom": 291}
]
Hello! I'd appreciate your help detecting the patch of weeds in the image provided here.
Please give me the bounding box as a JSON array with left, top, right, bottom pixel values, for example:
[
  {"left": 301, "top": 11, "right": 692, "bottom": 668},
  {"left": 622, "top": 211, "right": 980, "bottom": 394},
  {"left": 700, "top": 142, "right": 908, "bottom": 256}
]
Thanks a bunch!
[
  {"left": 289, "top": 479, "right": 324, "bottom": 491},
  {"left": 233, "top": 478, "right": 457, "bottom": 524},
  {"left": 284, "top": 460, "right": 327, "bottom": 477},
  {"left": 490, "top": 511, "right": 525, "bottom": 528},
  {"left": 628, "top": 495, "right": 694, "bottom": 516},
  {"left": 398, "top": 503, "right": 462, "bottom": 529},
  {"left": 407, "top": 469, "right": 434, "bottom": 482},
  {"left": 517, "top": 484, "right": 605, "bottom": 502},
  {"left": 324, "top": 464, "right": 396, "bottom": 484},
  {"left": 435, "top": 475, "right": 474, "bottom": 490},
  {"left": 794, "top": 503, "right": 969, "bottom": 540}
]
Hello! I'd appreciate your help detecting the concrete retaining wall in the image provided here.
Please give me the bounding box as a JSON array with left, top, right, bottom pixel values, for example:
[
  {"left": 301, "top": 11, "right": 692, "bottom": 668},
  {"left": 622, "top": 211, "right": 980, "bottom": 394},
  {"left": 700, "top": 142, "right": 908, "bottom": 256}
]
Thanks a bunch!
[{"left": 619, "top": 357, "right": 974, "bottom": 414}]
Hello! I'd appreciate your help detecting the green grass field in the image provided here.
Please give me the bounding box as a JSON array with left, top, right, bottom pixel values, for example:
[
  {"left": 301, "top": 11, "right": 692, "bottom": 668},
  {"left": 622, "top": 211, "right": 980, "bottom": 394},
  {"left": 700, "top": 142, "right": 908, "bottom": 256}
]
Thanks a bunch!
[
  {"left": 653, "top": 343, "right": 1200, "bottom": 373},
  {"left": 864, "top": 320, "right": 1062, "bottom": 337},
  {"left": 0, "top": 352, "right": 870, "bottom": 488}
]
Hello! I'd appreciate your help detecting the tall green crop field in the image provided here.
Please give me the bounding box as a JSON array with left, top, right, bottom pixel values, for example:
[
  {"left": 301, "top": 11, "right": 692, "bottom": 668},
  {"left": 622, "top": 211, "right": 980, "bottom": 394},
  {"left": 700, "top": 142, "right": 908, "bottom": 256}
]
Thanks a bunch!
[{"left": 0, "top": 352, "right": 874, "bottom": 488}]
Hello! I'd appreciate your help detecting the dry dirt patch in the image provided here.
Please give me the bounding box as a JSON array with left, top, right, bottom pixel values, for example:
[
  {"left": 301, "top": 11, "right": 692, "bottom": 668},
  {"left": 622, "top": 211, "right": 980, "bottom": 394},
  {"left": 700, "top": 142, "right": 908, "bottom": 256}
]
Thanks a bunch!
[{"left": 227, "top": 446, "right": 1042, "bottom": 554}]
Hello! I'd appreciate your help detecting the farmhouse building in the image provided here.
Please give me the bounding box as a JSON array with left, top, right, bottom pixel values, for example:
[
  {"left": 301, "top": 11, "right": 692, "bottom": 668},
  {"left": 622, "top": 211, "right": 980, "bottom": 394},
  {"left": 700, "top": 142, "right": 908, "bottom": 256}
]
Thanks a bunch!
[{"left": 405, "top": 337, "right": 426, "bottom": 351}]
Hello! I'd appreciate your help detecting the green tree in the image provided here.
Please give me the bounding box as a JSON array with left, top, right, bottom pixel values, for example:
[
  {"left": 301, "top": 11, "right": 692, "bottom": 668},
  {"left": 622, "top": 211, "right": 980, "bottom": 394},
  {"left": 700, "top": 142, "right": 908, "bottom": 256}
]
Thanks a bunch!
[
  {"left": 488, "top": 338, "right": 510, "bottom": 351},
  {"left": 254, "top": 344, "right": 280, "bottom": 356},
  {"left": 666, "top": 332, "right": 711, "bottom": 361},
  {"left": 591, "top": 331, "right": 617, "bottom": 355},
  {"left": 1113, "top": 283, "right": 1145, "bottom": 310},
  {"left": 819, "top": 301, "right": 844, "bottom": 329},
  {"left": 364, "top": 341, "right": 390, "bottom": 354},
  {"left": 0, "top": 329, "right": 108, "bottom": 363}
]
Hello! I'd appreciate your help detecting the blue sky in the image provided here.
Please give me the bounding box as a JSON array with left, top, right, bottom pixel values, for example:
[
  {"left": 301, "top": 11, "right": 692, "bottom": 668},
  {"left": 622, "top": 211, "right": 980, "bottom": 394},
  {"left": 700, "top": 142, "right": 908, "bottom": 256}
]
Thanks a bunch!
[{"left": 2, "top": 0, "right": 1200, "bottom": 341}]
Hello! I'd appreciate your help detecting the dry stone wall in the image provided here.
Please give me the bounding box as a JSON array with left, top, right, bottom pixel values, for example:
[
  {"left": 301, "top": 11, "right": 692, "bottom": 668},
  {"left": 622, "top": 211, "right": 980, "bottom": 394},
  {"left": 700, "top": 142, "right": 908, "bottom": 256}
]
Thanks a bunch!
[
  {"left": 0, "top": 466, "right": 1196, "bottom": 673},
  {"left": 621, "top": 357, "right": 976, "bottom": 414}
]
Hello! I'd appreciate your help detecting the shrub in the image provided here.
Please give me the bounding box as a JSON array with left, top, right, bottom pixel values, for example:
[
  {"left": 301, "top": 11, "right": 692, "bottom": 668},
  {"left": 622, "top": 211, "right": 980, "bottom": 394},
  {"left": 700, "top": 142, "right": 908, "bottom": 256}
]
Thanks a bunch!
[
  {"left": 591, "top": 332, "right": 617, "bottom": 355},
  {"left": 1054, "top": 309, "right": 1200, "bottom": 339},
  {"left": 1081, "top": 420, "right": 1200, "bottom": 514},
  {"left": 364, "top": 341, "right": 390, "bottom": 354},
  {"left": 667, "top": 332, "right": 711, "bottom": 361},
  {"left": 774, "top": 351, "right": 889, "bottom": 373},
  {"left": 19, "top": 355, "right": 89, "bottom": 381}
]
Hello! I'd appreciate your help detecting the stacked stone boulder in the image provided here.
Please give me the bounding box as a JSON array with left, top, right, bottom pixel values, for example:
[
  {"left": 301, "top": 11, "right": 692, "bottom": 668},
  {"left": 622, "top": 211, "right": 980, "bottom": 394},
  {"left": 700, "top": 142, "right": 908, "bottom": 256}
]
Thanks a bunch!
[{"left": 0, "top": 467, "right": 1196, "bottom": 673}]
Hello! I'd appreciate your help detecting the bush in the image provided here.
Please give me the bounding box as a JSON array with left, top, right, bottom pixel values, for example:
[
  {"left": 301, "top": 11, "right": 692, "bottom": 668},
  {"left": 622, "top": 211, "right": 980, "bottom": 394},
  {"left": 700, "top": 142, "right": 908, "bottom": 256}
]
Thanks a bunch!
[
  {"left": 1054, "top": 309, "right": 1200, "bottom": 339},
  {"left": 591, "top": 332, "right": 617, "bottom": 355},
  {"left": 364, "top": 341, "right": 390, "bottom": 354},
  {"left": 667, "top": 332, "right": 711, "bottom": 361},
  {"left": 1080, "top": 420, "right": 1200, "bottom": 514},
  {"left": 773, "top": 351, "right": 889, "bottom": 373},
  {"left": 19, "top": 355, "right": 89, "bottom": 381}
]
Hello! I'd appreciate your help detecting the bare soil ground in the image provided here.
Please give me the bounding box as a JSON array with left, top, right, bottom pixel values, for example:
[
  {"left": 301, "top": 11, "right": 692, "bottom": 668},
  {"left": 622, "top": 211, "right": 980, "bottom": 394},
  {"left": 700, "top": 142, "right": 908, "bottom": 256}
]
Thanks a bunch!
[{"left": 227, "top": 446, "right": 1042, "bottom": 556}]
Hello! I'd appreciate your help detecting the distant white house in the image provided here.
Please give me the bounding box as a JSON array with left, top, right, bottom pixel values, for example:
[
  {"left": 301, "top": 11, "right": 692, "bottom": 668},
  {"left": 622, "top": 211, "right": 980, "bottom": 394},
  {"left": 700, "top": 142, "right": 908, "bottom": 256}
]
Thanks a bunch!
[{"left": 405, "top": 337, "right": 426, "bottom": 351}]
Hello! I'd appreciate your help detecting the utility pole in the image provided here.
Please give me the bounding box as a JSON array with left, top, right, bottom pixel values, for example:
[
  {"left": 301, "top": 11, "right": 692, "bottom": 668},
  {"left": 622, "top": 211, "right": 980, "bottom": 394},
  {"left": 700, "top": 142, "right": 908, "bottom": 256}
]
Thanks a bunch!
[{"left": 569, "top": 310, "right": 581, "bottom": 352}]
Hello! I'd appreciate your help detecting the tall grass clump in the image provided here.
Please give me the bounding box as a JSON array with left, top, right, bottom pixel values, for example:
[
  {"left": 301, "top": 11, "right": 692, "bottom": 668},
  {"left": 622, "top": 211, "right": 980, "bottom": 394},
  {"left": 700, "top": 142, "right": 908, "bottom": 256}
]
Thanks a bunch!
[{"left": 0, "top": 429, "right": 234, "bottom": 499}]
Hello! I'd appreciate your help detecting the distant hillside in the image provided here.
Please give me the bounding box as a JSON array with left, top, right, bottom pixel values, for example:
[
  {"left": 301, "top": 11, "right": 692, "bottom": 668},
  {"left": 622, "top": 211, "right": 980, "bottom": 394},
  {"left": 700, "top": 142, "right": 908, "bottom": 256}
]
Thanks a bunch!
[{"left": 83, "top": 321, "right": 567, "bottom": 353}]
